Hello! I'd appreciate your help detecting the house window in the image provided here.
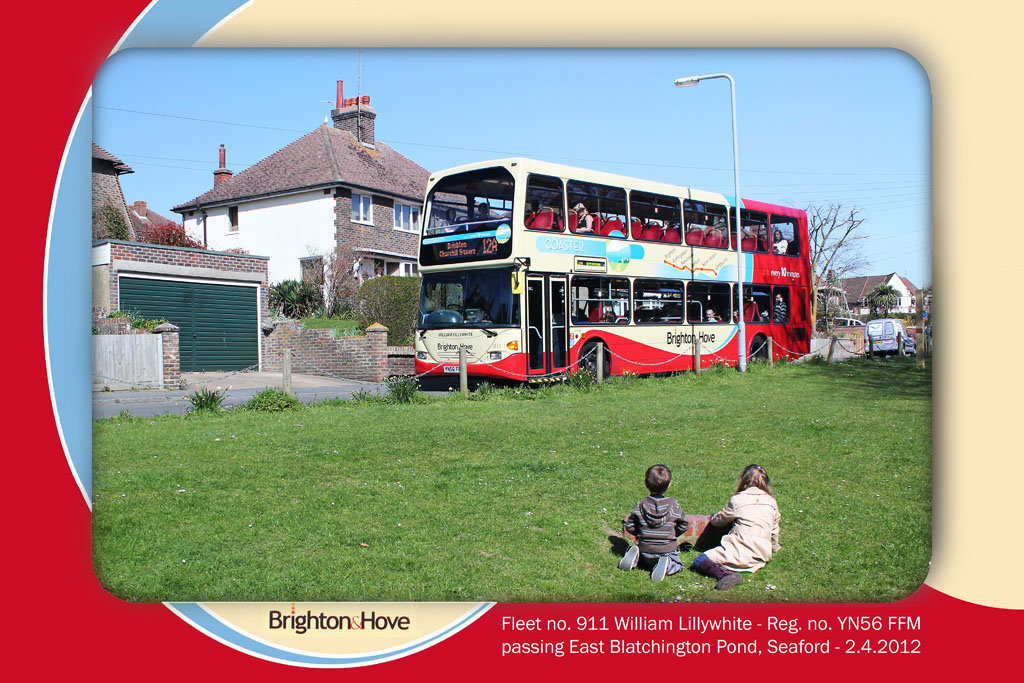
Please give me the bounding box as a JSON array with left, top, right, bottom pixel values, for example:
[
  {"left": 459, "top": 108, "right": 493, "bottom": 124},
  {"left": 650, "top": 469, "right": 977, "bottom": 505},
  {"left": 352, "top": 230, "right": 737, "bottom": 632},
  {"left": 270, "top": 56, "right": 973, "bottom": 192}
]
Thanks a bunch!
[
  {"left": 228, "top": 206, "right": 239, "bottom": 233},
  {"left": 352, "top": 193, "right": 373, "bottom": 224},
  {"left": 394, "top": 202, "right": 421, "bottom": 232},
  {"left": 400, "top": 262, "right": 418, "bottom": 277}
]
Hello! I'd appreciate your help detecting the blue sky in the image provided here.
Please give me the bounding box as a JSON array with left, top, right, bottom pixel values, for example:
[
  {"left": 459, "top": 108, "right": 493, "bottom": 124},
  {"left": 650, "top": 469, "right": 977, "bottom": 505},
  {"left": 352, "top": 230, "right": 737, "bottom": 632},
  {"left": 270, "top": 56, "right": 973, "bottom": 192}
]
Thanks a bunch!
[{"left": 93, "top": 48, "right": 931, "bottom": 286}]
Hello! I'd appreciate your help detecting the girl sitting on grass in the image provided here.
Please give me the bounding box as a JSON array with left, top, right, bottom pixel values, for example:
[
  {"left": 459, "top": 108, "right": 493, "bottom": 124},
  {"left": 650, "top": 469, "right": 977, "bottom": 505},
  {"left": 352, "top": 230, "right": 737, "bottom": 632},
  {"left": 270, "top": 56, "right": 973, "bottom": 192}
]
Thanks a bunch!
[{"left": 693, "top": 464, "right": 781, "bottom": 591}]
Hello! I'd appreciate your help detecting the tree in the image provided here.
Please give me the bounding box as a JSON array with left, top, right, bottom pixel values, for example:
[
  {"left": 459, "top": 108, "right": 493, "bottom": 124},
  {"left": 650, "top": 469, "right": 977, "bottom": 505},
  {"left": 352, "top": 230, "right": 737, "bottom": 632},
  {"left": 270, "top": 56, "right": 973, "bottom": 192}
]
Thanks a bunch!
[
  {"left": 867, "top": 283, "right": 899, "bottom": 318},
  {"left": 806, "top": 203, "right": 867, "bottom": 328},
  {"left": 95, "top": 203, "right": 132, "bottom": 241},
  {"left": 144, "top": 222, "right": 206, "bottom": 250}
]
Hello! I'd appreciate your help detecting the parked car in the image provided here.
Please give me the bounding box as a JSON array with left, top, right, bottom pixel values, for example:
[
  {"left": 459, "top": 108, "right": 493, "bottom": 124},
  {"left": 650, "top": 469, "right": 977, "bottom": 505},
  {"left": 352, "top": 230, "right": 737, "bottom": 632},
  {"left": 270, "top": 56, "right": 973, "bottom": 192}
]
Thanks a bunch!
[
  {"left": 866, "top": 318, "right": 915, "bottom": 356},
  {"left": 833, "top": 317, "right": 865, "bottom": 327}
]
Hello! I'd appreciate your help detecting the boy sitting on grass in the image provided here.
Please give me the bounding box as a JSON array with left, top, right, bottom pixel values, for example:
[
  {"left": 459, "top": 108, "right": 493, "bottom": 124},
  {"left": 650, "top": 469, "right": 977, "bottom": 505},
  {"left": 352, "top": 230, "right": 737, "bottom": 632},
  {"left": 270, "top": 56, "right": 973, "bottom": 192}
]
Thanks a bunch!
[{"left": 619, "top": 464, "right": 689, "bottom": 582}]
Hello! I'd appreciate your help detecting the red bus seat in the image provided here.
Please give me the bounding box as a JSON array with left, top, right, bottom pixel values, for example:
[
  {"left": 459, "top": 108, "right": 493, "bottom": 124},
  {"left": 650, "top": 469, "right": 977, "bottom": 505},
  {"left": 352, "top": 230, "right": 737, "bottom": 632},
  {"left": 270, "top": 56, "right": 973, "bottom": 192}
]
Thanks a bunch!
[
  {"left": 589, "top": 305, "right": 604, "bottom": 323},
  {"left": 703, "top": 230, "right": 726, "bottom": 248},
  {"left": 741, "top": 236, "right": 757, "bottom": 251},
  {"left": 663, "top": 226, "right": 682, "bottom": 243},
  {"left": 531, "top": 210, "right": 555, "bottom": 231},
  {"left": 743, "top": 301, "right": 760, "bottom": 322},
  {"left": 602, "top": 218, "right": 625, "bottom": 237},
  {"left": 631, "top": 220, "right": 643, "bottom": 239},
  {"left": 640, "top": 225, "right": 663, "bottom": 241},
  {"left": 568, "top": 213, "right": 578, "bottom": 232},
  {"left": 685, "top": 229, "right": 703, "bottom": 245}
]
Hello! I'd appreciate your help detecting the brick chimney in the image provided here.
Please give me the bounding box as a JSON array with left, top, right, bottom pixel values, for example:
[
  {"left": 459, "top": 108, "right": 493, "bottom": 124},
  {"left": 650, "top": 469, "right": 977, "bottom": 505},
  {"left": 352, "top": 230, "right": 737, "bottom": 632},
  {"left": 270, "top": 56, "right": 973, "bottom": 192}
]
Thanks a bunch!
[
  {"left": 133, "top": 200, "right": 147, "bottom": 213},
  {"left": 213, "top": 144, "right": 233, "bottom": 187},
  {"left": 331, "top": 80, "right": 376, "bottom": 146}
]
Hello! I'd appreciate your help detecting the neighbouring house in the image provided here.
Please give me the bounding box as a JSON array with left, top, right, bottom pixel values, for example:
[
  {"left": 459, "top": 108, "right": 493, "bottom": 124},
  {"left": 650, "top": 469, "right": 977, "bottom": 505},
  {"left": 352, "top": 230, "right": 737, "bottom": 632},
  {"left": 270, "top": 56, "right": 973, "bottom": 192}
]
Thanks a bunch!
[
  {"left": 128, "top": 200, "right": 178, "bottom": 241},
  {"left": 92, "top": 143, "right": 137, "bottom": 241},
  {"left": 841, "top": 273, "right": 918, "bottom": 315},
  {"left": 172, "top": 80, "right": 430, "bottom": 285}
]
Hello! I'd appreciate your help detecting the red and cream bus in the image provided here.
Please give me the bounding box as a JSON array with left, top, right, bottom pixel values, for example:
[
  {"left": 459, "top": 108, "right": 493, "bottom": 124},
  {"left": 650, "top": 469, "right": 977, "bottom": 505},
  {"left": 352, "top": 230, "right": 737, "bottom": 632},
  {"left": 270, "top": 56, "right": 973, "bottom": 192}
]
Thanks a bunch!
[{"left": 414, "top": 158, "right": 811, "bottom": 382}]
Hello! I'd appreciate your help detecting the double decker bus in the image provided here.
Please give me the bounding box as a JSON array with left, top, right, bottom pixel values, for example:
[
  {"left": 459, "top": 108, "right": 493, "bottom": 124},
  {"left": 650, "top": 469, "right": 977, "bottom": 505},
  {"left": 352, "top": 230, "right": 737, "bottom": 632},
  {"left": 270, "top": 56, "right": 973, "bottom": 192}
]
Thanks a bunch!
[{"left": 414, "top": 158, "right": 810, "bottom": 382}]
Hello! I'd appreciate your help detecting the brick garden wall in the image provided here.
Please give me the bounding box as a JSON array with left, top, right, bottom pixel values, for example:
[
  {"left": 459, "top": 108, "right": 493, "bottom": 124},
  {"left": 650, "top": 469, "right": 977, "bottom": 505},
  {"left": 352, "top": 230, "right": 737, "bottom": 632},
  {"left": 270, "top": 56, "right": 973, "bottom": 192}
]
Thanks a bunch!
[
  {"left": 387, "top": 345, "right": 414, "bottom": 376},
  {"left": 263, "top": 321, "right": 390, "bottom": 382}
]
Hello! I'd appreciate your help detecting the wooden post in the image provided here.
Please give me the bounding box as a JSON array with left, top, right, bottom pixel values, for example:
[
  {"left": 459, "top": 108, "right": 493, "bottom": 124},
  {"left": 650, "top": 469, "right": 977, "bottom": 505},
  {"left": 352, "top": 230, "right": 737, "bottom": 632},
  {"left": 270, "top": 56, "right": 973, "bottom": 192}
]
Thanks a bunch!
[
  {"left": 827, "top": 336, "right": 837, "bottom": 364},
  {"left": 868, "top": 336, "right": 874, "bottom": 358},
  {"left": 459, "top": 345, "right": 468, "bottom": 397},
  {"left": 694, "top": 334, "right": 702, "bottom": 375},
  {"left": 916, "top": 290, "right": 926, "bottom": 368},
  {"left": 767, "top": 336, "right": 775, "bottom": 367},
  {"left": 897, "top": 331, "right": 904, "bottom": 357},
  {"left": 283, "top": 348, "right": 292, "bottom": 395},
  {"left": 596, "top": 342, "right": 605, "bottom": 384}
]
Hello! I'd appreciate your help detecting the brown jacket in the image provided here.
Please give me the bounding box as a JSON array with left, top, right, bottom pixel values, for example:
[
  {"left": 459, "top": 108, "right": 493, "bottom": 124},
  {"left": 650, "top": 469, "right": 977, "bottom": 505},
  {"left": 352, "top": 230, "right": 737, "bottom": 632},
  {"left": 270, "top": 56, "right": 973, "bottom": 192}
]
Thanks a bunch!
[{"left": 703, "top": 487, "right": 781, "bottom": 572}]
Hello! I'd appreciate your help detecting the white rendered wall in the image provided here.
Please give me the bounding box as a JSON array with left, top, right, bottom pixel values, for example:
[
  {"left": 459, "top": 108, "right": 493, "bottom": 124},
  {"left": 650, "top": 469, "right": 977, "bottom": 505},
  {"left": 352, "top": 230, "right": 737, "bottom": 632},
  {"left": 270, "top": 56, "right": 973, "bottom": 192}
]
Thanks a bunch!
[{"left": 182, "top": 191, "right": 336, "bottom": 284}]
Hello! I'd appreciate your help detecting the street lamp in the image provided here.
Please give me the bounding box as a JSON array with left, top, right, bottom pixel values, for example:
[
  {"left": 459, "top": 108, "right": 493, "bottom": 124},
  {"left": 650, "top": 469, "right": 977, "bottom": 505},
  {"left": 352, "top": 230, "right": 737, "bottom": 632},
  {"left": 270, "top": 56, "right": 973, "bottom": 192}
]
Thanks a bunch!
[{"left": 674, "top": 73, "right": 747, "bottom": 372}]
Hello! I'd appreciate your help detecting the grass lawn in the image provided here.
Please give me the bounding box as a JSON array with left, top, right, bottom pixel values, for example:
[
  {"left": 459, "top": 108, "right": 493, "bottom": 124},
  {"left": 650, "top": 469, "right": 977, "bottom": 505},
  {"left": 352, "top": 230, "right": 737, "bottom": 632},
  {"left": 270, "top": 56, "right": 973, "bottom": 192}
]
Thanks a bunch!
[
  {"left": 300, "top": 317, "right": 362, "bottom": 336},
  {"left": 92, "top": 357, "right": 931, "bottom": 603}
]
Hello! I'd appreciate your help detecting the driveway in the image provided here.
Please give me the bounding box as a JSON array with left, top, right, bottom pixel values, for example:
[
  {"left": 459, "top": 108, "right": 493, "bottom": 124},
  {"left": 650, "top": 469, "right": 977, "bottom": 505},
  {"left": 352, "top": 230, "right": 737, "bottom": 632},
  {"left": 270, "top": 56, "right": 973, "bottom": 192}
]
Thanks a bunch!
[{"left": 92, "top": 371, "right": 386, "bottom": 419}]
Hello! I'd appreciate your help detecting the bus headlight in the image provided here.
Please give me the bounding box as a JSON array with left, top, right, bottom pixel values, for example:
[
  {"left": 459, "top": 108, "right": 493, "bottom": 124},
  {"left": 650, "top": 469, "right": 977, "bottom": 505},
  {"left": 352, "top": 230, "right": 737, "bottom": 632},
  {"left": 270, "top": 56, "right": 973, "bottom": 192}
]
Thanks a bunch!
[
  {"left": 416, "top": 351, "right": 428, "bottom": 360},
  {"left": 506, "top": 341, "right": 519, "bottom": 351},
  {"left": 489, "top": 351, "right": 503, "bottom": 361}
]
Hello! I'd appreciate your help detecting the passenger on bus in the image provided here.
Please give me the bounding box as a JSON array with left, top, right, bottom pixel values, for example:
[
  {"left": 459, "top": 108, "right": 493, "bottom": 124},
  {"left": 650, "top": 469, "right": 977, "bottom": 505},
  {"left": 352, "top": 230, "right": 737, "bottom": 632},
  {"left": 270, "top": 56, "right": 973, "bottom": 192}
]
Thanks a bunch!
[
  {"left": 773, "top": 293, "right": 788, "bottom": 323},
  {"left": 572, "top": 203, "right": 595, "bottom": 233},
  {"left": 475, "top": 202, "right": 492, "bottom": 226},
  {"left": 772, "top": 228, "right": 789, "bottom": 255},
  {"left": 705, "top": 308, "right": 722, "bottom": 323},
  {"left": 441, "top": 207, "right": 459, "bottom": 234}
]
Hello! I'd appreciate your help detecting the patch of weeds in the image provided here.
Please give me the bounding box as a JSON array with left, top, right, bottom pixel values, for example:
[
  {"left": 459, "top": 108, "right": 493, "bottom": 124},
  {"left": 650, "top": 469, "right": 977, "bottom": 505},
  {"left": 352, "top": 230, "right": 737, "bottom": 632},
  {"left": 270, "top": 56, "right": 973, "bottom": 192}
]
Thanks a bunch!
[
  {"left": 187, "top": 386, "right": 227, "bottom": 412},
  {"left": 243, "top": 387, "right": 301, "bottom": 412},
  {"left": 567, "top": 369, "right": 596, "bottom": 392},
  {"left": 117, "top": 409, "right": 134, "bottom": 420},
  {"left": 470, "top": 381, "right": 499, "bottom": 400},
  {"left": 350, "top": 388, "right": 385, "bottom": 404},
  {"left": 608, "top": 370, "right": 641, "bottom": 387},
  {"left": 384, "top": 376, "right": 419, "bottom": 404}
]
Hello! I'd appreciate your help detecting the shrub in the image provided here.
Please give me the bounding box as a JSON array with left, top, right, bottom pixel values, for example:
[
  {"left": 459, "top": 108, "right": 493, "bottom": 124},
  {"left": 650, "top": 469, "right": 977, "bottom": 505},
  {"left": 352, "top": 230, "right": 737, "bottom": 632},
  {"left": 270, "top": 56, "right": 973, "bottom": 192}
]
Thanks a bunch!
[
  {"left": 567, "top": 369, "right": 596, "bottom": 391},
  {"left": 243, "top": 388, "right": 300, "bottom": 412},
  {"left": 144, "top": 222, "right": 206, "bottom": 249},
  {"left": 95, "top": 203, "right": 132, "bottom": 241},
  {"left": 270, "top": 280, "right": 323, "bottom": 318},
  {"left": 187, "top": 387, "right": 227, "bottom": 412},
  {"left": 384, "top": 376, "right": 419, "bottom": 404},
  {"left": 107, "top": 309, "right": 167, "bottom": 332},
  {"left": 356, "top": 276, "right": 422, "bottom": 345}
]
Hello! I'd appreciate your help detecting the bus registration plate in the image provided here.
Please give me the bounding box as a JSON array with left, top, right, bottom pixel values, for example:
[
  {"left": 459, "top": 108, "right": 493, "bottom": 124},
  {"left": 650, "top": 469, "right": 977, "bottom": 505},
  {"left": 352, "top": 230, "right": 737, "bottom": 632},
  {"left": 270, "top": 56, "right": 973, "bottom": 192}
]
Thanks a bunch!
[{"left": 443, "top": 365, "right": 460, "bottom": 373}]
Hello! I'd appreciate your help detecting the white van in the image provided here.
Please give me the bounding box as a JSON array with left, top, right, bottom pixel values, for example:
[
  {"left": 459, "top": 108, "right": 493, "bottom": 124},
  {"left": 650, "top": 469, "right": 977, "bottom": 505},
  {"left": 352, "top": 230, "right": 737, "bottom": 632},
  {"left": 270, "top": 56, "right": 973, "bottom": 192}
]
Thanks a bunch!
[{"left": 866, "top": 318, "right": 915, "bottom": 356}]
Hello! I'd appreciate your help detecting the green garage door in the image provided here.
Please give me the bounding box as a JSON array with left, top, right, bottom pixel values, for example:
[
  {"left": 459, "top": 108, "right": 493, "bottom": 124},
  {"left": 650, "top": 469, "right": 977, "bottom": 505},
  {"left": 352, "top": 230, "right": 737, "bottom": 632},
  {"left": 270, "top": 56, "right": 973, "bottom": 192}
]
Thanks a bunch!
[{"left": 119, "top": 277, "right": 259, "bottom": 372}]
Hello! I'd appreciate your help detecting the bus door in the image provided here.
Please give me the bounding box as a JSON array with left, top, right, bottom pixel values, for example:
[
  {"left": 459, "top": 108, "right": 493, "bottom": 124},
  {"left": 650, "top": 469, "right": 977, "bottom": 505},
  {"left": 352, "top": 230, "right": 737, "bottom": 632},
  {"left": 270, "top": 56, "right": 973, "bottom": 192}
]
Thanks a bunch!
[{"left": 526, "top": 275, "right": 570, "bottom": 376}]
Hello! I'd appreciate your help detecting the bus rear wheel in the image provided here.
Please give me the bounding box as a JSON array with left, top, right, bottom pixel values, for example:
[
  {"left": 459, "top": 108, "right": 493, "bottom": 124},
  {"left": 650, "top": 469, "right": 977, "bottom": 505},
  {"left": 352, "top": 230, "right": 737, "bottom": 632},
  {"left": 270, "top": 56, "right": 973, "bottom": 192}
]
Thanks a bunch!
[
  {"left": 578, "top": 341, "right": 611, "bottom": 378},
  {"left": 750, "top": 334, "right": 769, "bottom": 362}
]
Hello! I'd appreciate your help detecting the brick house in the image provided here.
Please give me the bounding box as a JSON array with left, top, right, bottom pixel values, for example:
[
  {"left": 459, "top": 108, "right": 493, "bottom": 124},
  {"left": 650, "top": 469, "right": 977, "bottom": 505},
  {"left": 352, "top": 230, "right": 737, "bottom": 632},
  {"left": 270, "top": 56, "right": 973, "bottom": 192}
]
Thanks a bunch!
[
  {"left": 92, "top": 144, "right": 137, "bottom": 241},
  {"left": 127, "top": 200, "right": 178, "bottom": 241},
  {"left": 172, "top": 80, "right": 429, "bottom": 285},
  {"left": 841, "top": 273, "right": 919, "bottom": 315}
]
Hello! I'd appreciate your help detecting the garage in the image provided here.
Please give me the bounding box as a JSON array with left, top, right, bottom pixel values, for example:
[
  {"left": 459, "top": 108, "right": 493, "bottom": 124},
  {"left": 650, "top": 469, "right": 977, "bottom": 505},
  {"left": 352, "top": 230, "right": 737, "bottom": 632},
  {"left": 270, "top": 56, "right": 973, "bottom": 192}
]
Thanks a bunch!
[{"left": 118, "top": 276, "right": 260, "bottom": 372}]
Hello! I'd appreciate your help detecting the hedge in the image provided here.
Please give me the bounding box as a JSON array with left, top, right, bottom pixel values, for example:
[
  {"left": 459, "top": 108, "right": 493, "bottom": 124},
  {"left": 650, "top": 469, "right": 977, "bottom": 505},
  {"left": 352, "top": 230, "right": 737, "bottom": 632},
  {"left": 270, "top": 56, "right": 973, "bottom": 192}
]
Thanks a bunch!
[{"left": 357, "top": 276, "right": 421, "bottom": 345}]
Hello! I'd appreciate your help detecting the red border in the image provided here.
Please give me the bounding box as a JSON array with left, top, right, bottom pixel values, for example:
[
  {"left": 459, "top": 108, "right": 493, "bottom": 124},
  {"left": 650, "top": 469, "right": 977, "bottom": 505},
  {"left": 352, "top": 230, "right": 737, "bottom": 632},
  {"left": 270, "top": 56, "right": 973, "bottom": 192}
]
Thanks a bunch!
[{"left": 9, "top": 3, "right": 1020, "bottom": 678}]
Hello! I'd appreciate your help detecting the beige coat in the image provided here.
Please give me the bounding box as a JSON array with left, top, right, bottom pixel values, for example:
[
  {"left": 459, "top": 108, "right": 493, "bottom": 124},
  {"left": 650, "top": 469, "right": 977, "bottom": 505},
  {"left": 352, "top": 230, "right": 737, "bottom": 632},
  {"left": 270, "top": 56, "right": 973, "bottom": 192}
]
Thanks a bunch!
[{"left": 703, "top": 487, "right": 781, "bottom": 573}]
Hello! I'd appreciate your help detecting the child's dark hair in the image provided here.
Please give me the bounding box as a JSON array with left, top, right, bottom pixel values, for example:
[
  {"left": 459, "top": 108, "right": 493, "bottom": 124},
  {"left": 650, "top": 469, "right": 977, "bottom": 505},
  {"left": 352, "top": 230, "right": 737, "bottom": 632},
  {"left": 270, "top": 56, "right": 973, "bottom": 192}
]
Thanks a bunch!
[
  {"left": 736, "top": 464, "right": 771, "bottom": 494},
  {"left": 645, "top": 464, "right": 672, "bottom": 494}
]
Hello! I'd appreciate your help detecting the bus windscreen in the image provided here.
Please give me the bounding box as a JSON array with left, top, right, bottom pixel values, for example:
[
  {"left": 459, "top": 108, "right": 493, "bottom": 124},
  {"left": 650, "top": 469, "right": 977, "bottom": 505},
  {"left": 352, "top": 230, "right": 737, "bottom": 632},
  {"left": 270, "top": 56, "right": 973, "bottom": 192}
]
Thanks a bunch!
[
  {"left": 420, "top": 167, "right": 515, "bottom": 266},
  {"left": 419, "top": 269, "right": 520, "bottom": 329}
]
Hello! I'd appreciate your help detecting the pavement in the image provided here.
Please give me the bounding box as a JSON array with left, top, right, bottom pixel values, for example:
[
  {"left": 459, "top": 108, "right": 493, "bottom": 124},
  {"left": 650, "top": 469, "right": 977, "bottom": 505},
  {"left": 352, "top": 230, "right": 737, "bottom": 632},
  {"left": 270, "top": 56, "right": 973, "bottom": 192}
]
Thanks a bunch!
[{"left": 92, "top": 371, "right": 388, "bottom": 419}]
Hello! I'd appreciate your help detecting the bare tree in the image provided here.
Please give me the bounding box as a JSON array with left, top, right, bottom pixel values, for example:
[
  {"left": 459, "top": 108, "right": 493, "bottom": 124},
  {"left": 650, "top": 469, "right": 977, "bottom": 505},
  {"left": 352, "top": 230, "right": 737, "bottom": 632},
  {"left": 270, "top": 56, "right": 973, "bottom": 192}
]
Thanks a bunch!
[{"left": 806, "top": 203, "right": 867, "bottom": 327}]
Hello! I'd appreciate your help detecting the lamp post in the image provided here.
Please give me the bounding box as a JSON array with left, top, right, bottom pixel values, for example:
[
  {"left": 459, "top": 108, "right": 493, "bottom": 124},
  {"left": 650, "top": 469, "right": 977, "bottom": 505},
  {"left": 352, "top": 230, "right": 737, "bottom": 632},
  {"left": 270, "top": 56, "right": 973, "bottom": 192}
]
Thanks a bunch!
[{"left": 675, "top": 73, "right": 747, "bottom": 372}]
